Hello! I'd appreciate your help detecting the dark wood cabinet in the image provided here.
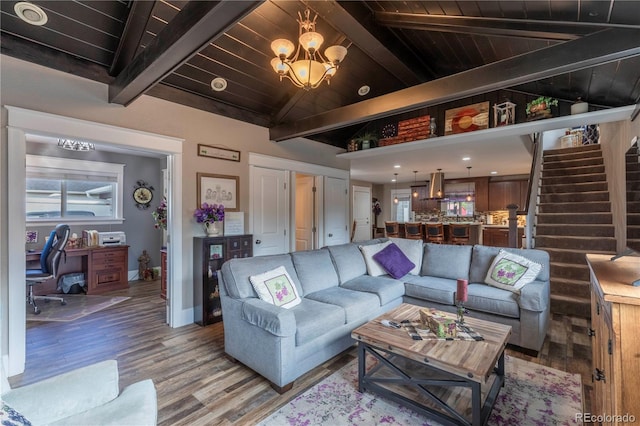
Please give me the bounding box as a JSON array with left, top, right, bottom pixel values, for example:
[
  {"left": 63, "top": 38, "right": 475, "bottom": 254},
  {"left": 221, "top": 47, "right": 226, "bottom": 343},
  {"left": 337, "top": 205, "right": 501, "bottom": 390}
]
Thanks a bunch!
[
  {"left": 474, "top": 177, "right": 490, "bottom": 212},
  {"left": 160, "top": 249, "right": 167, "bottom": 300},
  {"left": 89, "top": 246, "right": 129, "bottom": 294},
  {"left": 193, "top": 235, "right": 252, "bottom": 326},
  {"left": 482, "top": 227, "right": 524, "bottom": 247},
  {"left": 411, "top": 185, "right": 438, "bottom": 213},
  {"left": 488, "top": 179, "right": 527, "bottom": 211}
]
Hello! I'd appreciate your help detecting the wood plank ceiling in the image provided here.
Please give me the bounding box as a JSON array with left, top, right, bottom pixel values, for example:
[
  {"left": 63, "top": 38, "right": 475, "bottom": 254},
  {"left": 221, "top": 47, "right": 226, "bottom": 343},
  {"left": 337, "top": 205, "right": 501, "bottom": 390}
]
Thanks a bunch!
[{"left": 2, "top": 0, "right": 639, "bottom": 148}]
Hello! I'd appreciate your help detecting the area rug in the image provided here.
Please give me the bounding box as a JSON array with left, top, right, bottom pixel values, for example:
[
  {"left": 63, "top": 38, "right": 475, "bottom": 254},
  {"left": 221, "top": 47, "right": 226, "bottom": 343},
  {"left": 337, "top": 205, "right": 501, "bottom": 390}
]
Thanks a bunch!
[
  {"left": 26, "top": 295, "right": 130, "bottom": 322},
  {"left": 259, "top": 355, "right": 582, "bottom": 426}
]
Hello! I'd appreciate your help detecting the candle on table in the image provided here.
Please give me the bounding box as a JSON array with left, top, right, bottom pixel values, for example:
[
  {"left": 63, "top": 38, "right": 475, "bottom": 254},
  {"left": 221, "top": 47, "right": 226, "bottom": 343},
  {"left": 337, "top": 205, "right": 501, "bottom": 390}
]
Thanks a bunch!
[{"left": 456, "top": 279, "right": 468, "bottom": 303}]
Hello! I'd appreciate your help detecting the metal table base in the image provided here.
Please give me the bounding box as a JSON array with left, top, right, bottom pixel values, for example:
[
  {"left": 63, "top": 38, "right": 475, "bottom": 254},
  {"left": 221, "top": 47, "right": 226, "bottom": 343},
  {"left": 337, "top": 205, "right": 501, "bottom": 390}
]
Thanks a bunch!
[{"left": 357, "top": 342, "right": 505, "bottom": 426}]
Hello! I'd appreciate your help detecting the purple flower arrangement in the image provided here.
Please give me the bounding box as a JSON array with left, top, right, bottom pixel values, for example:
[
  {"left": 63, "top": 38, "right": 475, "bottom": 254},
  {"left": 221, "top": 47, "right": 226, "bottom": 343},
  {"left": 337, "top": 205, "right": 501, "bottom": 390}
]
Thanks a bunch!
[
  {"left": 194, "top": 202, "right": 224, "bottom": 224},
  {"left": 152, "top": 197, "right": 167, "bottom": 230}
]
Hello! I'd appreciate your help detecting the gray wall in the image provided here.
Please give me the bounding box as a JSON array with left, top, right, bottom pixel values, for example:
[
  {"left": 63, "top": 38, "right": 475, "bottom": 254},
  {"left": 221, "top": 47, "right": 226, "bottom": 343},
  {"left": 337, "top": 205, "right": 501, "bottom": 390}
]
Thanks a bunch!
[{"left": 26, "top": 142, "right": 164, "bottom": 273}]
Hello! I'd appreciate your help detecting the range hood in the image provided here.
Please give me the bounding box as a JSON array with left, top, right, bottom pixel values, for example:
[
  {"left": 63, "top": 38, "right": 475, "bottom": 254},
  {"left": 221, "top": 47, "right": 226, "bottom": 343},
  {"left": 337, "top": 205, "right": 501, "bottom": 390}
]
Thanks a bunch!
[{"left": 427, "top": 170, "right": 445, "bottom": 199}]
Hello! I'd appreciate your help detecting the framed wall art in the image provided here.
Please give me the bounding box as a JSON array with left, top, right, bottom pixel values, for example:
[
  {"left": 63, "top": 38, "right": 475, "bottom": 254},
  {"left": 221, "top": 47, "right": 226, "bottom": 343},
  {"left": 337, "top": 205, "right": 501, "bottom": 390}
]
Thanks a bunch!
[
  {"left": 444, "top": 101, "right": 490, "bottom": 135},
  {"left": 197, "top": 144, "right": 240, "bottom": 162},
  {"left": 197, "top": 173, "right": 239, "bottom": 211}
]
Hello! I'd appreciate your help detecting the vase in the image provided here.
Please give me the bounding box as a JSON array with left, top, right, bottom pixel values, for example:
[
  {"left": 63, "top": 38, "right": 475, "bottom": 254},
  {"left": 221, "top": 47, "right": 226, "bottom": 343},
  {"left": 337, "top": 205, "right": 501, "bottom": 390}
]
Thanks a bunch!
[{"left": 203, "top": 221, "right": 221, "bottom": 236}]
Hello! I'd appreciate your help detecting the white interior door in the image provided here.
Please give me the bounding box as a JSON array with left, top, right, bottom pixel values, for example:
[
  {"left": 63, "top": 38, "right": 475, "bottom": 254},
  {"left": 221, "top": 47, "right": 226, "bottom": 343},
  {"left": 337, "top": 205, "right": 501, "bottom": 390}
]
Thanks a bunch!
[
  {"left": 295, "top": 174, "right": 315, "bottom": 251},
  {"left": 323, "top": 176, "right": 349, "bottom": 246},
  {"left": 352, "top": 185, "right": 371, "bottom": 242},
  {"left": 251, "top": 167, "right": 288, "bottom": 256}
]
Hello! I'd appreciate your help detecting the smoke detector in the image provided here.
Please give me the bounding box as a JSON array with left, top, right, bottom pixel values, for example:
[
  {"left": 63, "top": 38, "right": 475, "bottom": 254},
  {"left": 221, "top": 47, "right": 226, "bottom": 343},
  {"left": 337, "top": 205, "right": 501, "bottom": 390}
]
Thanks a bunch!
[{"left": 14, "top": 2, "right": 48, "bottom": 26}]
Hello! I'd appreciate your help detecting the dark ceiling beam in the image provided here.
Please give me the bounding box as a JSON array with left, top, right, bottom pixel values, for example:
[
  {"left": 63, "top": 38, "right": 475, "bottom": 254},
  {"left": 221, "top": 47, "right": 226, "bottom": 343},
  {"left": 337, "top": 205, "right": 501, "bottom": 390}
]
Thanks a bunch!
[
  {"left": 374, "top": 12, "right": 639, "bottom": 41},
  {"left": 0, "top": 33, "right": 113, "bottom": 84},
  {"left": 109, "top": 0, "right": 263, "bottom": 106},
  {"left": 269, "top": 28, "right": 640, "bottom": 141},
  {"left": 146, "top": 84, "right": 272, "bottom": 128},
  {"left": 305, "top": 1, "right": 422, "bottom": 86},
  {"left": 109, "top": 0, "right": 156, "bottom": 75}
]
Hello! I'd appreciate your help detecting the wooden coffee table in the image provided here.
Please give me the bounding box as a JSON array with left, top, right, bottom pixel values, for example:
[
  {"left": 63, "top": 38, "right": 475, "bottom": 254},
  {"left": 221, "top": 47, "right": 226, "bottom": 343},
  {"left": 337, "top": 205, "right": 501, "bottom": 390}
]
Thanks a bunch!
[{"left": 351, "top": 303, "right": 511, "bottom": 426}]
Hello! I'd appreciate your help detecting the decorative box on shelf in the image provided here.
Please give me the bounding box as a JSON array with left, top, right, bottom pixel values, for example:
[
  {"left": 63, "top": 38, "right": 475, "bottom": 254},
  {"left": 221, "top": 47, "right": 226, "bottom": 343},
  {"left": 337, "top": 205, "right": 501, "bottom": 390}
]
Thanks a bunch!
[{"left": 420, "top": 309, "right": 457, "bottom": 338}]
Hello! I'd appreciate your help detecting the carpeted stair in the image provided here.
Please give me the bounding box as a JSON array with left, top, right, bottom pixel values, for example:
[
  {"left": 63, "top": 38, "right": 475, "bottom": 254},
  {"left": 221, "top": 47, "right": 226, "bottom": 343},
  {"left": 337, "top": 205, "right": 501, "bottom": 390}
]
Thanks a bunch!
[
  {"left": 627, "top": 142, "right": 640, "bottom": 250},
  {"left": 535, "top": 144, "right": 615, "bottom": 318}
]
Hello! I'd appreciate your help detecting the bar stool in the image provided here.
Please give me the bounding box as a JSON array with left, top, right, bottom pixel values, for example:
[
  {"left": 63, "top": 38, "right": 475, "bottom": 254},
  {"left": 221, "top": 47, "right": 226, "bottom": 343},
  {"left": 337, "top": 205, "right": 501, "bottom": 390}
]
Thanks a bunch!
[
  {"left": 449, "top": 223, "right": 471, "bottom": 245},
  {"left": 404, "top": 222, "right": 423, "bottom": 240},
  {"left": 384, "top": 221, "right": 399, "bottom": 238},
  {"left": 425, "top": 223, "right": 445, "bottom": 244}
]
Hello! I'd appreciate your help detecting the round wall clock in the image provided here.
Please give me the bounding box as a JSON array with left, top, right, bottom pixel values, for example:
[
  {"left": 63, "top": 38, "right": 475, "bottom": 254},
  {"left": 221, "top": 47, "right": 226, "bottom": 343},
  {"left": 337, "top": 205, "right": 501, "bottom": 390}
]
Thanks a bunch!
[{"left": 133, "top": 180, "right": 154, "bottom": 210}]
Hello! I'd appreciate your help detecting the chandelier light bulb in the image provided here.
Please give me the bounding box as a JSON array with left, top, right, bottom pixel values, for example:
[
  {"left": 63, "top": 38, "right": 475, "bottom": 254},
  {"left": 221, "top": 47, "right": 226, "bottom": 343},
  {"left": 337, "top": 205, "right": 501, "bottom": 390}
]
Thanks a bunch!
[
  {"left": 299, "top": 31, "right": 324, "bottom": 54},
  {"left": 271, "top": 39, "right": 295, "bottom": 59}
]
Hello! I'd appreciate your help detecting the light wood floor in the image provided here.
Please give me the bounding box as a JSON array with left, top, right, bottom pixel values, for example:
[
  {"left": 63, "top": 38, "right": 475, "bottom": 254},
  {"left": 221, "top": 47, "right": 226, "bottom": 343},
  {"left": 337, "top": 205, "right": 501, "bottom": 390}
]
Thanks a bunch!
[{"left": 11, "top": 279, "right": 592, "bottom": 425}]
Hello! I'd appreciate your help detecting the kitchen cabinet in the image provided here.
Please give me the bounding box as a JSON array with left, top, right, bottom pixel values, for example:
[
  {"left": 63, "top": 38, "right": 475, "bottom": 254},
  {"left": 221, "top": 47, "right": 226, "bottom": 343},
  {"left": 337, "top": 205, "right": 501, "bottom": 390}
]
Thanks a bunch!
[
  {"left": 482, "top": 227, "right": 524, "bottom": 247},
  {"left": 586, "top": 254, "right": 640, "bottom": 424},
  {"left": 488, "top": 179, "right": 527, "bottom": 211},
  {"left": 411, "top": 185, "right": 438, "bottom": 213},
  {"left": 474, "top": 177, "right": 490, "bottom": 212},
  {"left": 193, "top": 235, "right": 252, "bottom": 326}
]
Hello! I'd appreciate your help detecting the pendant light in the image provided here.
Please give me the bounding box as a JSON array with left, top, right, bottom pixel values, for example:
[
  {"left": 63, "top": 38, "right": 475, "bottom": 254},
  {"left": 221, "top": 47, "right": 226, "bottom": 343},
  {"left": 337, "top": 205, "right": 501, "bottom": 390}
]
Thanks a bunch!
[
  {"left": 393, "top": 173, "right": 399, "bottom": 204},
  {"left": 412, "top": 171, "right": 419, "bottom": 198},
  {"left": 466, "top": 166, "right": 473, "bottom": 202}
]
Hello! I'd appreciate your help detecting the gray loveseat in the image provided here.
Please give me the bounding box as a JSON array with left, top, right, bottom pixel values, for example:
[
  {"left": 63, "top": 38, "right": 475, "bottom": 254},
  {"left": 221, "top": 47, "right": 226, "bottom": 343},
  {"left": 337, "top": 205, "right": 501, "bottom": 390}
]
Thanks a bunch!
[{"left": 219, "top": 239, "right": 549, "bottom": 391}]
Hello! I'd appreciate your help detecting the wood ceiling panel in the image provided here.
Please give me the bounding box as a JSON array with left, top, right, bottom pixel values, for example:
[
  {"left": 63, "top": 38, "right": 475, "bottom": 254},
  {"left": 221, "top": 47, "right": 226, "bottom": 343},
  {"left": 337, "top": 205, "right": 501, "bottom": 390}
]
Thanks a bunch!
[
  {"left": 580, "top": 1, "right": 614, "bottom": 23},
  {"left": 548, "top": 1, "right": 579, "bottom": 21},
  {"left": 42, "top": 1, "right": 128, "bottom": 34},
  {"left": 162, "top": 72, "right": 276, "bottom": 116},
  {"left": 497, "top": 1, "right": 529, "bottom": 18},
  {"left": 609, "top": 57, "right": 640, "bottom": 103},
  {"left": 0, "top": 14, "right": 115, "bottom": 66},
  {"left": 609, "top": 0, "right": 640, "bottom": 25},
  {"left": 456, "top": 1, "right": 482, "bottom": 17}
]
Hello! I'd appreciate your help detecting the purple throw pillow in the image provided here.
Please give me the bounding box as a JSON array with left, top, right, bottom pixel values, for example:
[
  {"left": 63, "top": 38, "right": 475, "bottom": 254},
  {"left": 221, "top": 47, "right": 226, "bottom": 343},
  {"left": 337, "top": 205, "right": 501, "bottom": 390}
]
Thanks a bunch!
[{"left": 373, "top": 242, "right": 415, "bottom": 279}]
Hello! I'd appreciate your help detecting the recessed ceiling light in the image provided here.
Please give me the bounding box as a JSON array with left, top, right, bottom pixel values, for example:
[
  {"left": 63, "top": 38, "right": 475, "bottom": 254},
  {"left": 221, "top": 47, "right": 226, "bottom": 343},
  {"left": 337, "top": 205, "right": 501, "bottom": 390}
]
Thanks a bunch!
[
  {"left": 393, "top": 164, "right": 401, "bottom": 168},
  {"left": 358, "top": 85, "right": 370, "bottom": 96},
  {"left": 462, "top": 157, "right": 471, "bottom": 161},
  {"left": 210, "top": 77, "right": 227, "bottom": 92},
  {"left": 14, "top": 2, "right": 48, "bottom": 26},
  {"left": 491, "top": 171, "right": 498, "bottom": 175},
  {"left": 391, "top": 178, "right": 397, "bottom": 182}
]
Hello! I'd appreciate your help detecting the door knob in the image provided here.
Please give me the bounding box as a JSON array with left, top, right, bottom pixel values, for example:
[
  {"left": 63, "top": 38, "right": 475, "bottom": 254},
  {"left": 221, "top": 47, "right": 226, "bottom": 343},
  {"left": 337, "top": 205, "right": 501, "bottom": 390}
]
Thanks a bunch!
[
  {"left": 255, "top": 240, "right": 262, "bottom": 245},
  {"left": 328, "top": 233, "right": 333, "bottom": 237}
]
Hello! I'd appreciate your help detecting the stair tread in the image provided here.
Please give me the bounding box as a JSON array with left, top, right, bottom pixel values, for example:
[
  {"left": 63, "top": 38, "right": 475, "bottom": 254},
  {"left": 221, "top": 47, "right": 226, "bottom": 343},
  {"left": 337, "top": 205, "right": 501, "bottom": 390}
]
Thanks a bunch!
[
  {"left": 550, "top": 261, "right": 589, "bottom": 267},
  {"left": 541, "top": 247, "right": 614, "bottom": 255},
  {"left": 550, "top": 277, "right": 591, "bottom": 285},
  {"left": 550, "top": 293, "right": 591, "bottom": 303}
]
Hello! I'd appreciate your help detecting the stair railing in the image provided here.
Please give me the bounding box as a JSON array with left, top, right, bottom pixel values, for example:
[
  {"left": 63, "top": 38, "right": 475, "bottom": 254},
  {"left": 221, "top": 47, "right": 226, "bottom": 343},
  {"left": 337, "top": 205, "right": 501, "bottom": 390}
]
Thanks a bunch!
[{"left": 512, "top": 133, "right": 543, "bottom": 248}]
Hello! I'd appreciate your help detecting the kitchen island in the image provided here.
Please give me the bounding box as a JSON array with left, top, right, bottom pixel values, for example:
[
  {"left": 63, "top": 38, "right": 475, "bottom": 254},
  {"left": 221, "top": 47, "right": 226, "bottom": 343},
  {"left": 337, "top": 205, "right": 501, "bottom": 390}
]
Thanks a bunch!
[{"left": 395, "top": 222, "right": 524, "bottom": 247}]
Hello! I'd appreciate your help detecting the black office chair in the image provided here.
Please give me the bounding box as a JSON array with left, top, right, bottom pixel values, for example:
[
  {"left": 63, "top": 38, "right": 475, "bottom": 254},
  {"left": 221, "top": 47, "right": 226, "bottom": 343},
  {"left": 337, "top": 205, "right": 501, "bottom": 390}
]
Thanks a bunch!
[{"left": 26, "top": 224, "right": 71, "bottom": 314}]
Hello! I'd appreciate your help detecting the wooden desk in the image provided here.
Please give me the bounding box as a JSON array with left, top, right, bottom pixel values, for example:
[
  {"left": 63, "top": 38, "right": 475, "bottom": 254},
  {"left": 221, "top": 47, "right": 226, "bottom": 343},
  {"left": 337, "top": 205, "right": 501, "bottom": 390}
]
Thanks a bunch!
[{"left": 26, "top": 245, "right": 129, "bottom": 295}]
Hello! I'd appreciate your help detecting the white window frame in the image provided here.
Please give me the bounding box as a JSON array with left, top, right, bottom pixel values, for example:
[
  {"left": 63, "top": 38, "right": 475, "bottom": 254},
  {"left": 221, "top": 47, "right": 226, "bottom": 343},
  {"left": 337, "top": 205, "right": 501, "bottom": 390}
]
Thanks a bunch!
[
  {"left": 26, "top": 154, "right": 125, "bottom": 226},
  {"left": 390, "top": 189, "right": 411, "bottom": 223}
]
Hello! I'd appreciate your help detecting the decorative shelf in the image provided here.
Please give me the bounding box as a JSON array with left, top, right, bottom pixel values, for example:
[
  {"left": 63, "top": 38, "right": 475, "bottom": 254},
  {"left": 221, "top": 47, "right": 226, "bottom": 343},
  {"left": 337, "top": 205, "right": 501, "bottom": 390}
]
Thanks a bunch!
[{"left": 337, "top": 105, "right": 635, "bottom": 160}]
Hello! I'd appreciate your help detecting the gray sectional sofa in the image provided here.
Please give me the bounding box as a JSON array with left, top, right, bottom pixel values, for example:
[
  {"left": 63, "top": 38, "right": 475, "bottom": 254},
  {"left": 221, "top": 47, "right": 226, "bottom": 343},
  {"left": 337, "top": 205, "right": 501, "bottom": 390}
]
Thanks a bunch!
[{"left": 219, "top": 238, "right": 550, "bottom": 392}]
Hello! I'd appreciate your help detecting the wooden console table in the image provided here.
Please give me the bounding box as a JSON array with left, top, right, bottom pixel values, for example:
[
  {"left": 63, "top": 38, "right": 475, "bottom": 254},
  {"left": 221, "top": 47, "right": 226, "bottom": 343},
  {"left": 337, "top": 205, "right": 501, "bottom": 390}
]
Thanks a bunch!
[{"left": 26, "top": 245, "right": 129, "bottom": 295}]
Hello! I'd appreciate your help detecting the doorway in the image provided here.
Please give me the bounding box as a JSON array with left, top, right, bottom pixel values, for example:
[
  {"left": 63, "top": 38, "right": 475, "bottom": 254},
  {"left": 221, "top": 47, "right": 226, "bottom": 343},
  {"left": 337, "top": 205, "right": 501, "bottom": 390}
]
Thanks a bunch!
[
  {"left": 6, "top": 106, "right": 185, "bottom": 376},
  {"left": 352, "top": 185, "right": 372, "bottom": 242}
]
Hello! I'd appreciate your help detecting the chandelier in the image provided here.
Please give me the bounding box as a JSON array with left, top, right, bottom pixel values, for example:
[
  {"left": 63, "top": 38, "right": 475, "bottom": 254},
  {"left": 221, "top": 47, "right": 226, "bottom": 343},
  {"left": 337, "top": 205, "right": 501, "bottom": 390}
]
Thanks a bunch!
[
  {"left": 57, "top": 138, "right": 95, "bottom": 151},
  {"left": 270, "top": 9, "right": 348, "bottom": 90}
]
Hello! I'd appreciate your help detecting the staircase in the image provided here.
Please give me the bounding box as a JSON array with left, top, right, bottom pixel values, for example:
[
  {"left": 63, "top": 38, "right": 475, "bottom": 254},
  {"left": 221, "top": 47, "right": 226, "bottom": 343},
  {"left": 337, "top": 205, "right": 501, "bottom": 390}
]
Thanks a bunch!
[
  {"left": 535, "top": 144, "right": 615, "bottom": 318},
  {"left": 627, "top": 142, "right": 640, "bottom": 250}
]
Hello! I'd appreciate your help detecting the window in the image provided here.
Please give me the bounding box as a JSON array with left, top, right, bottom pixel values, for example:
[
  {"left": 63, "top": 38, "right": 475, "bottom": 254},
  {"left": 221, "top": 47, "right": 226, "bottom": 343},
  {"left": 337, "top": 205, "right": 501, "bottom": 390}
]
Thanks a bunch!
[
  {"left": 440, "top": 182, "right": 475, "bottom": 217},
  {"left": 390, "top": 189, "right": 411, "bottom": 222},
  {"left": 26, "top": 155, "right": 124, "bottom": 224}
]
